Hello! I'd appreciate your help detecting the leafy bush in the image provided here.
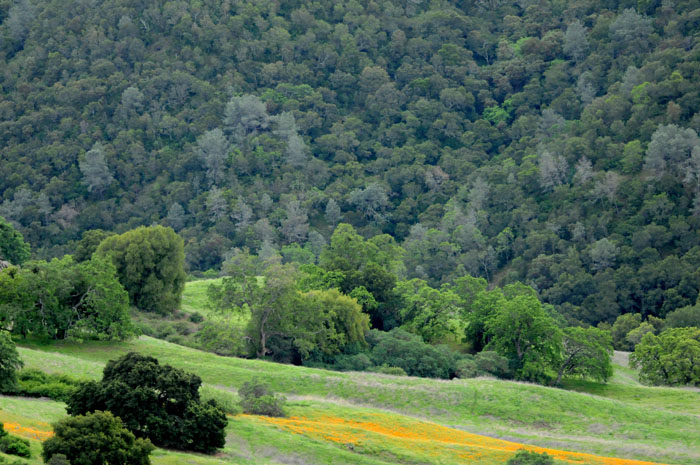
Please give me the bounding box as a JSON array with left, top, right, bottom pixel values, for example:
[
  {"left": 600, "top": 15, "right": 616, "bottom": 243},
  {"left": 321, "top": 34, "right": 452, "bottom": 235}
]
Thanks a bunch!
[
  {"left": 14, "top": 369, "right": 81, "bottom": 401},
  {"left": 475, "top": 351, "right": 512, "bottom": 378},
  {"left": 42, "top": 411, "right": 153, "bottom": 465},
  {"left": 45, "top": 454, "right": 71, "bottom": 465},
  {"left": 330, "top": 353, "right": 373, "bottom": 372},
  {"left": 455, "top": 356, "right": 479, "bottom": 378},
  {"left": 0, "top": 436, "right": 31, "bottom": 458},
  {"left": 366, "top": 329, "right": 457, "bottom": 379},
  {"left": 188, "top": 312, "right": 204, "bottom": 323},
  {"left": 239, "top": 379, "right": 286, "bottom": 417},
  {"left": 0, "top": 425, "right": 30, "bottom": 458},
  {"left": 368, "top": 364, "right": 407, "bottom": 376},
  {"left": 506, "top": 449, "right": 554, "bottom": 465}
]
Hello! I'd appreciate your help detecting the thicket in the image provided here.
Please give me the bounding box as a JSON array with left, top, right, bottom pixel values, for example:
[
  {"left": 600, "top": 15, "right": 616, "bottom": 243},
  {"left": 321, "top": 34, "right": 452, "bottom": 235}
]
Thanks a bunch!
[{"left": 12, "top": 369, "right": 81, "bottom": 401}]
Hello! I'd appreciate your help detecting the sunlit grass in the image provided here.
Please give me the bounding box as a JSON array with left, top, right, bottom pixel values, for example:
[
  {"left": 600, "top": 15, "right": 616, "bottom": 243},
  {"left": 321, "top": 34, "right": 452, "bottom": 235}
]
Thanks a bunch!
[{"left": 14, "top": 337, "right": 700, "bottom": 464}]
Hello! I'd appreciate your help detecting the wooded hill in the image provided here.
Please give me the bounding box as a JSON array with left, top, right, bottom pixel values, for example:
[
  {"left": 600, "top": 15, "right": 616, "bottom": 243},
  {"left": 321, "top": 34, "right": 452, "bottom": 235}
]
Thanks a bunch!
[{"left": 2, "top": 0, "right": 700, "bottom": 326}]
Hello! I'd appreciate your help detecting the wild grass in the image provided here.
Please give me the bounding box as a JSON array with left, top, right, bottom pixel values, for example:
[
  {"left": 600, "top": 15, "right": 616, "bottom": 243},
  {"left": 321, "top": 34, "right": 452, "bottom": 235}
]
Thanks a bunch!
[
  {"left": 14, "top": 337, "right": 700, "bottom": 464},
  {"left": 180, "top": 278, "right": 222, "bottom": 316}
]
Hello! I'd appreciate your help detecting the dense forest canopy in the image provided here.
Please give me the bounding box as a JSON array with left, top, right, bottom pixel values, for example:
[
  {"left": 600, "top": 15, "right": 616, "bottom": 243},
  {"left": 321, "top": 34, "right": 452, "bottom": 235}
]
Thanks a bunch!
[{"left": 2, "top": 0, "right": 700, "bottom": 326}]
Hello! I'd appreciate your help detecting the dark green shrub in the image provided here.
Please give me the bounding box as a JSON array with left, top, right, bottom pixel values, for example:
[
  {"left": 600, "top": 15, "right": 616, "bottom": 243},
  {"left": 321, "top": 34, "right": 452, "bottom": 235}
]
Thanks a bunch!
[
  {"left": 331, "top": 353, "right": 373, "bottom": 371},
  {"left": 188, "top": 312, "right": 204, "bottom": 323},
  {"left": 46, "top": 454, "right": 71, "bottom": 465},
  {"left": 366, "top": 329, "right": 457, "bottom": 379},
  {"left": 369, "top": 364, "right": 407, "bottom": 376},
  {"left": 239, "top": 379, "right": 286, "bottom": 417},
  {"left": 0, "top": 434, "right": 31, "bottom": 458},
  {"left": 506, "top": 449, "right": 554, "bottom": 465},
  {"left": 42, "top": 411, "right": 153, "bottom": 465},
  {"left": 455, "top": 356, "right": 479, "bottom": 378},
  {"left": 475, "top": 351, "right": 512, "bottom": 378},
  {"left": 14, "top": 369, "right": 81, "bottom": 401}
]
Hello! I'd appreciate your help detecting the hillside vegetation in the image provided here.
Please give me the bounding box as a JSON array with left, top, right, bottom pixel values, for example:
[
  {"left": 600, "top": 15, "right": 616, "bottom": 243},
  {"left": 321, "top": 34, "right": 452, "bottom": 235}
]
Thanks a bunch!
[
  {"left": 5, "top": 335, "right": 697, "bottom": 465},
  {"left": 2, "top": 0, "right": 700, "bottom": 327}
]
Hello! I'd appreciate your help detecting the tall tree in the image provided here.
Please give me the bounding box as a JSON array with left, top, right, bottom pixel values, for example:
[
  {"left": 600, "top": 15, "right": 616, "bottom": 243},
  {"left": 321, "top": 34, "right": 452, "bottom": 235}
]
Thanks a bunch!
[
  {"left": 96, "top": 226, "right": 186, "bottom": 315},
  {"left": 196, "top": 129, "right": 229, "bottom": 186},
  {"left": 554, "top": 326, "right": 613, "bottom": 385},
  {"left": 79, "top": 142, "right": 114, "bottom": 196},
  {"left": 485, "top": 293, "right": 562, "bottom": 382},
  {"left": 0, "top": 330, "right": 23, "bottom": 392}
]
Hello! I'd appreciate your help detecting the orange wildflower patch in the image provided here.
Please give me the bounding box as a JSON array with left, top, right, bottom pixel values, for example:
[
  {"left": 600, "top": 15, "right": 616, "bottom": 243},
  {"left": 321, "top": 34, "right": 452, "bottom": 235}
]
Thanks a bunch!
[
  {"left": 3, "top": 421, "right": 54, "bottom": 441},
  {"left": 246, "top": 412, "right": 666, "bottom": 465}
]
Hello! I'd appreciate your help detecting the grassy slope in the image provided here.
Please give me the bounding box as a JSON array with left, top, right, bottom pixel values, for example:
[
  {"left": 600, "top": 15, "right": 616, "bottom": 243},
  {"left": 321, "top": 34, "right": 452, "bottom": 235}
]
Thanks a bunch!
[
  {"left": 4, "top": 281, "right": 699, "bottom": 464},
  {"left": 13, "top": 337, "right": 700, "bottom": 464},
  {"left": 180, "top": 278, "right": 222, "bottom": 316}
]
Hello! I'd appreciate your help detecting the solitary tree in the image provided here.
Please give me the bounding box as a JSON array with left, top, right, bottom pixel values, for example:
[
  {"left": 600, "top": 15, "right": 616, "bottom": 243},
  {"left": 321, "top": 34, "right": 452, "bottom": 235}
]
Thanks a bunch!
[
  {"left": 554, "top": 326, "right": 613, "bottom": 385},
  {"left": 0, "top": 331, "right": 23, "bottom": 392},
  {"left": 209, "top": 264, "right": 318, "bottom": 359},
  {"left": 79, "top": 142, "right": 114, "bottom": 196},
  {"left": 485, "top": 293, "right": 562, "bottom": 382},
  {"left": 563, "top": 20, "right": 588, "bottom": 62},
  {"left": 96, "top": 226, "right": 186, "bottom": 314},
  {"left": 631, "top": 328, "right": 700, "bottom": 386},
  {"left": 66, "top": 353, "right": 227, "bottom": 453}
]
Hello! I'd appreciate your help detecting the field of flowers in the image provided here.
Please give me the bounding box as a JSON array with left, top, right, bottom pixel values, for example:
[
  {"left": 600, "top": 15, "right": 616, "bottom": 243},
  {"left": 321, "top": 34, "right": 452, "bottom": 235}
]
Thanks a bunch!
[{"left": 245, "top": 406, "right": 665, "bottom": 465}]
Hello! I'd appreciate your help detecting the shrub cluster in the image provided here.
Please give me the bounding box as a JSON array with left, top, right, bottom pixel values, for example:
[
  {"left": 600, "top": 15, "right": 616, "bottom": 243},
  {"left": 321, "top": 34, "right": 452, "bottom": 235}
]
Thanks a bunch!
[
  {"left": 13, "top": 369, "right": 81, "bottom": 402},
  {"left": 0, "top": 424, "right": 30, "bottom": 459},
  {"left": 238, "top": 379, "right": 286, "bottom": 417}
]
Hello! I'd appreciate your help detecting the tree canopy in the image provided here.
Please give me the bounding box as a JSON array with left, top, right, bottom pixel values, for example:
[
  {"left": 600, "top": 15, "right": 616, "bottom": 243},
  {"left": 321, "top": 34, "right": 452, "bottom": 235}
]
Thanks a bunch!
[
  {"left": 96, "top": 226, "right": 186, "bottom": 314},
  {"left": 66, "top": 352, "right": 227, "bottom": 454}
]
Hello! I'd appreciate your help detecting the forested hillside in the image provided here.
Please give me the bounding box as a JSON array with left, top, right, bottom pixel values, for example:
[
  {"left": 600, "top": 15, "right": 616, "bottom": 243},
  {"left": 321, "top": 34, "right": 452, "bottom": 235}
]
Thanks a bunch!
[{"left": 2, "top": 0, "right": 700, "bottom": 326}]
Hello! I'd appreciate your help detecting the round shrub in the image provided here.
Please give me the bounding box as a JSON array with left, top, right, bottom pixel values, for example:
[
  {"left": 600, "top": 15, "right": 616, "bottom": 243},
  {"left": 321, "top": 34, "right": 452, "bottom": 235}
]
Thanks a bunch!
[
  {"left": 239, "top": 379, "right": 286, "bottom": 417},
  {"left": 507, "top": 449, "right": 554, "bottom": 465}
]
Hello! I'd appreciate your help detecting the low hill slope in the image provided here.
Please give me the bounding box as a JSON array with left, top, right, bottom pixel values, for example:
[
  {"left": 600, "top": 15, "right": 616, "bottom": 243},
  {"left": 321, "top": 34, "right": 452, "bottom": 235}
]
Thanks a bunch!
[{"left": 11, "top": 337, "right": 700, "bottom": 464}]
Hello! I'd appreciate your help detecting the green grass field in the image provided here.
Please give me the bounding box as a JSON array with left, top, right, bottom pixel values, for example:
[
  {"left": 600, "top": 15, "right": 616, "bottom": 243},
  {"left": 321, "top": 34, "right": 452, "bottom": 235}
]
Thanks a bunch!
[
  {"left": 2, "top": 280, "right": 698, "bottom": 465},
  {"left": 180, "top": 278, "right": 222, "bottom": 316}
]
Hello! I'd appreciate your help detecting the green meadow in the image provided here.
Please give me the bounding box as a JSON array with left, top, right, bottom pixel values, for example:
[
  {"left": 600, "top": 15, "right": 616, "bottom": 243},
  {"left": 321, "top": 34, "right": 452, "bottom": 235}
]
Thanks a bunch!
[{"left": 3, "top": 281, "right": 698, "bottom": 465}]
